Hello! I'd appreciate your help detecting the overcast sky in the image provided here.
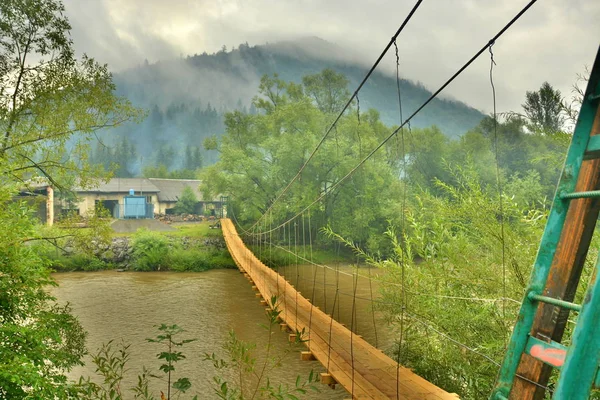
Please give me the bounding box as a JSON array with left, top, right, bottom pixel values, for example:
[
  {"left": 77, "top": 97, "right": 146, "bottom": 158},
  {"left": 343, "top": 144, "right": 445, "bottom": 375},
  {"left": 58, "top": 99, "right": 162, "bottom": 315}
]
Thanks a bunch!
[{"left": 63, "top": 0, "right": 599, "bottom": 114}]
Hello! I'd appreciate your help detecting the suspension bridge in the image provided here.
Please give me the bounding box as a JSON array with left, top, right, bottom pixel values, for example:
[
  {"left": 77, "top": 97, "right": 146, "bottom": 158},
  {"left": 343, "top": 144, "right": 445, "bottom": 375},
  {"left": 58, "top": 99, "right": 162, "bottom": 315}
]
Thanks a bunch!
[
  {"left": 215, "top": 0, "right": 600, "bottom": 396},
  {"left": 219, "top": 46, "right": 600, "bottom": 398},
  {"left": 222, "top": 218, "right": 459, "bottom": 400}
]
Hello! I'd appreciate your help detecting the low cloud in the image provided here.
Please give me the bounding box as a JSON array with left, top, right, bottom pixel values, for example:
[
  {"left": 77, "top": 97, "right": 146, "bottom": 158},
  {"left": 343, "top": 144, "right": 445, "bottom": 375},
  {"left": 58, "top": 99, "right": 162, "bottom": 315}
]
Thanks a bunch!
[{"left": 64, "top": 0, "right": 599, "bottom": 114}]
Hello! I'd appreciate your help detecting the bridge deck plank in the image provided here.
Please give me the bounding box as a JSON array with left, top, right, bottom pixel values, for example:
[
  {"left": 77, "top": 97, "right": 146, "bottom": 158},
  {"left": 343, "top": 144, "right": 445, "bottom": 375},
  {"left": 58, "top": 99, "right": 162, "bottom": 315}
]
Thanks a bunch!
[{"left": 222, "top": 219, "right": 459, "bottom": 400}]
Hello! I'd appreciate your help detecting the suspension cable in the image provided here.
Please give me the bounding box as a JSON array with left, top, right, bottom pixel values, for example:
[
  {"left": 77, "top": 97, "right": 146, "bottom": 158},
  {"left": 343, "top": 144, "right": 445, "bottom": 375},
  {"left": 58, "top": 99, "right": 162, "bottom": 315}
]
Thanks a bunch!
[
  {"left": 489, "top": 43, "right": 508, "bottom": 335},
  {"left": 262, "top": 237, "right": 522, "bottom": 304},
  {"left": 294, "top": 220, "right": 299, "bottom": 332},
  {"left": 247, "top": 0, "right": 425, "bottom": 232},
  {"left": 244, "top": 0, "right": 539, "bottom": 237},
  {"left": 326, "top": 263, "right": 340, "bottom": 374},
  {"left": 350, "top": 267, "right": 359, "bottom": 397},
  {"left": 307, "top": 209, "right": 318, "bottom": 350}
]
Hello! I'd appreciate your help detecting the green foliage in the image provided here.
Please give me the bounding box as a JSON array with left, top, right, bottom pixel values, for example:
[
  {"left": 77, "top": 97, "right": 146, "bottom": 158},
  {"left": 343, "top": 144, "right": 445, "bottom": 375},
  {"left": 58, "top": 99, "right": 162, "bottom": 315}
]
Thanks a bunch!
[
  {"left": 522, "top": 82, "right": 565, "bottom": 133},
  {"left": 147, "top": 324, "right": 197, "bottom": 399},
  {"left": 174, "top": 186, "right": 199, "bottom": 215},
  {"left": 131, "top": 229, "right": 234, "bottom": 271},
  {"left": 249, "top": 243, "right": 351, "bottom": 269},
  {"left": 405, "top": 116, "right": 569, "bottom": 208},
  {"left": 90, "top": 137, "right": 138, "bottom": 178},
  {"left": 107, "top": 39, "right": 484, "bottom": 174},
  {"left": 204, "top": 296, "right": 319, "bottom": 399},
  {"left": 131, "top": 229, "right": 171, "bottom": 271},
  {"left": 51, "top": 253, "right": 110, "bottom": 272},
  {"left": 167, "top": 248, "right": 235, "bottom": 272},
  {"left": 167, "top": 222, "right": 222, "bottom": 238},
  {"left": 0, "top": 186, "right": 87, "bottom": 399},
  {"left": 326, "top": 161, "right": 553, "bottom": 399},
  {"left": 167, "top": 249, "right": 210, "bottom": 271},
  {"left": 77, "top": 340, "right": 131, "bottom": 400},
  {"left": 0, "top": 0, "right": 140, "bottom": 396},
  {"left": 78, "top": 315, "right": 321, "bottom": 400},
  {"left": 201, "top": 69, "right": 402, "bottom": 253},
  {"left": 205, "top": 250, "right": 237, "bottom": 270},
  {"left": 0, "top": 0, "right": 142, "bottom": 188},
  {"left": 142, "top": 164, "right": 199, "bottom": 179},
  {"left": 77, "top": 324, "right": 198, "bottom": 400},
  {"left": 65, "top": 203, "right": 113, "bottom": 256},
  {"left": 301, "top": 68, "right": 350, "bottom": 113},
  {"left": 184, "top": 146, "right": 203, "bottom": 170}
]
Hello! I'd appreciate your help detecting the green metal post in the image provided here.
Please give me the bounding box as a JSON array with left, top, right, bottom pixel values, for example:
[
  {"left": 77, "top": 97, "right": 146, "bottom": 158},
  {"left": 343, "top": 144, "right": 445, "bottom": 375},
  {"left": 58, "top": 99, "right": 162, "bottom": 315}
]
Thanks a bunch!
[{"left": 553, "top": 254, "right": 600, "bottom": 399}]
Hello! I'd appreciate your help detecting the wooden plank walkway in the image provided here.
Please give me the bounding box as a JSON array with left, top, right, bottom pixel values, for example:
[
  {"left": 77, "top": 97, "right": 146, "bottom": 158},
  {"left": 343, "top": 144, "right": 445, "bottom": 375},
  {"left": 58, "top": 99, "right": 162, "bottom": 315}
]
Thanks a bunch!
[{"left": 222, "top": 219, "right": 459, "bottom": 400}]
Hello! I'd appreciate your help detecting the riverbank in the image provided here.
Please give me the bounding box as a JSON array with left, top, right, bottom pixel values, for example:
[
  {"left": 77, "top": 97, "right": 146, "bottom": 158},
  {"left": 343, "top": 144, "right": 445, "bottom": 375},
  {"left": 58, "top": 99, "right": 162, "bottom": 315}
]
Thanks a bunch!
[
  {"left": 45, "top": 221, "right": 236, "bottom": 272},
  {"left": 43, "top": 220, "right": 355, "bottom": 273}
]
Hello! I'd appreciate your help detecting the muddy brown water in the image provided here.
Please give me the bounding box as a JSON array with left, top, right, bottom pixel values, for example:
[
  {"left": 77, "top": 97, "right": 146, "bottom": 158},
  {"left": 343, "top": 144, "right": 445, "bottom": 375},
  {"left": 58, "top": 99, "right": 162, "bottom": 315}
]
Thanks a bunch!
[{"left": 52, "top": 265, "right": 394, "bottom": 399}]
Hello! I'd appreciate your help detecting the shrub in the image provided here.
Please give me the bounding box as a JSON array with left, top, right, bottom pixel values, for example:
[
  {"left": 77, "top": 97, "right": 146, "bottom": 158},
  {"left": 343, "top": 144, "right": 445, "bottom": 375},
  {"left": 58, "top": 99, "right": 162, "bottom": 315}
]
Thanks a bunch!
[
  {"left": 164, "top": 248, "right": 236, "bottom": 272},
  {"left": 167, "top": 249, "right": 210, "bottom": 272},
  {"left": 46, "top": 253, "right": 108, "bottom": 272},
  {"left": 131, "top": 229, "right": 171, "bottom": 271},
  {"left": 174, "top": 186, "right": 198, "bottom": 215},
  {"left": 207, "top": 250, "right": 236, "bottom": 269},
  {"left": 70, "top": 254, "right": 107, "bottom": 271}
]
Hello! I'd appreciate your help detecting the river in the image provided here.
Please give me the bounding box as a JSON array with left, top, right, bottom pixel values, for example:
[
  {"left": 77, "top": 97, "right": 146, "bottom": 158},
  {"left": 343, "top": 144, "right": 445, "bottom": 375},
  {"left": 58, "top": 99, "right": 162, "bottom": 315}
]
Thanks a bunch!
[{"left": 52, "top": 265, "right": 395, "bottom": 399}]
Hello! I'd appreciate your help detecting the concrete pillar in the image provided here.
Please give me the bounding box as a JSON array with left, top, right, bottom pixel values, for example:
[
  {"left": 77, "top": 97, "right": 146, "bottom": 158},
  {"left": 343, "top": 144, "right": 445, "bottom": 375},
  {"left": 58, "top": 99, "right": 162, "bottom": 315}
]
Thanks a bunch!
[{"left": 46, "top": 186, "right": 54, "bottom": 226}]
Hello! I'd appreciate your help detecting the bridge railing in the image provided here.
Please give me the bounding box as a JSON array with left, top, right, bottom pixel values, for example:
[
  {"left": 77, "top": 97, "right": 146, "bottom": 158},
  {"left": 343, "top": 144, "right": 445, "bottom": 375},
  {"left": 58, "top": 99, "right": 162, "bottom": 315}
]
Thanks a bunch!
[{"left": 221, "top": 218, "right": 458, "bottom": 400}]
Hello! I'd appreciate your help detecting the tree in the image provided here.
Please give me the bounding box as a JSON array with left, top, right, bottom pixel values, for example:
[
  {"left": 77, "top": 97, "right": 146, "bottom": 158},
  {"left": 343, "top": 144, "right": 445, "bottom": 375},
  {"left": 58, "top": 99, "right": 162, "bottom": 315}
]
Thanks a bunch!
[
  {"left": 522, "top": 82, "right": 565, "bottom": 134},
  {"left": 184, "top": 145, "right": 203, "bottom": 170},
  {"left": 0, "top": 0, "right": 140, "bottom": 188},
  {"left": 174, "top": 185, "right": 199, "bottom": 214},
  {"left": 302, "top": 68, "right": 350, "bottom": 114},
  {"left": 155, "top": 143, "right": 176, "bottom": 169},
  {"left": 0, "top": 0, "right": 139, "bottom": 396},
  {"left": 201, "top": 71, "right": 401, "bottom": 252}
]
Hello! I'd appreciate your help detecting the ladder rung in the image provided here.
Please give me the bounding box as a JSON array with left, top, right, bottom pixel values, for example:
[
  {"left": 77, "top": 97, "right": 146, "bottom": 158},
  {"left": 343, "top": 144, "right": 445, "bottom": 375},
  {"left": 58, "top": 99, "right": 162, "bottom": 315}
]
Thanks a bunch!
[
  {"left": 527, "top": 292, "right": 582, "bottom": 312},
  {"left": 525, "top": 335, "right": 568, "bottom": 368},
  {"left": 559, "top": 190, "right": 600, "bottom": 200}
]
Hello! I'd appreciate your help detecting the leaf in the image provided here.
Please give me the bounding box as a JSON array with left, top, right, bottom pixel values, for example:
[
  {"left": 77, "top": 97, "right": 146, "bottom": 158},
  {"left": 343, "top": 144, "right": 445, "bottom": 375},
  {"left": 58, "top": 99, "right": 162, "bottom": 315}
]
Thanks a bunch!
[
  {"left": 172, "top": 377, "right": 192, "bottom": 393},
  {"left": 159, "top": 364, "right": 175, "bottom": 373}
]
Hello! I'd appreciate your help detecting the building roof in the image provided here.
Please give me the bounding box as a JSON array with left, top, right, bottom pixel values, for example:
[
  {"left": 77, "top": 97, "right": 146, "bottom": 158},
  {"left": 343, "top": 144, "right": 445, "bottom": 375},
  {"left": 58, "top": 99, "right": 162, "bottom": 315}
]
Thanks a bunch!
[
  {"left": 75, "top": 178, "right": 211, "bottom": 203},
  {"left": 77, "top": 178, "right": 160, "bottom": 194},
  {"left": 148, "top": 179, "right": 203, "bottom": 202}
]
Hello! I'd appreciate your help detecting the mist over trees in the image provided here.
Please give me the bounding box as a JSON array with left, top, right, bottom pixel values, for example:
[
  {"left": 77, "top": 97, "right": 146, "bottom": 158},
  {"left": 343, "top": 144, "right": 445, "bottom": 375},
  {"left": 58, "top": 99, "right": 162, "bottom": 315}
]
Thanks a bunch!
[
  {"left": 202, "top": 68, "right": 573, "bottom": 251},
  {"left": 90, "top": 38, "right": 485, "bottom": 177}
]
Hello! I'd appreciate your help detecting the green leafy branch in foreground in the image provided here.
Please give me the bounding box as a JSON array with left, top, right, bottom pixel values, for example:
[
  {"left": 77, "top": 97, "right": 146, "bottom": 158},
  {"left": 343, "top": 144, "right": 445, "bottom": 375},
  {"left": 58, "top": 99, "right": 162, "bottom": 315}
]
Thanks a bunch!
[
  {"left": 204, "top": 296, "right": 319, "bottom": 400},
  {"left": 77, "top": 324, "right": 197, "bottom": 400},
  {"left": 147, "top": 324, "right": 197, "bottom": 400},
  {"left": 77, "top": 307, "right": 318, "bottom": 400}
]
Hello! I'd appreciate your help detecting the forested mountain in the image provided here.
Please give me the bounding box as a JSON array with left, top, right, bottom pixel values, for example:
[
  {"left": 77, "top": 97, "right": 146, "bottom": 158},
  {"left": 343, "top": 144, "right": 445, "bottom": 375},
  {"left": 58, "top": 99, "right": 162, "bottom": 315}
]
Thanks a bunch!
[{"left": 100, "top": 37, "right": 484, "bottom": 176}]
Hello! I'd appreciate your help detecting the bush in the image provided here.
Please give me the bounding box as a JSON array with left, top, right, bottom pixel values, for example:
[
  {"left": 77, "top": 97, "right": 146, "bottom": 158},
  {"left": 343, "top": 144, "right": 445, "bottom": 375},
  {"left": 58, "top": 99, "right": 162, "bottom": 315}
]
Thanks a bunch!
[
  {"left": 207, "top": 250, "right": 236, "bottom": 269},
  {"left": 69, "top": 254, "right": 108, "bottom": 271},
  {"left": 31, "top": 234, "right": 110, "bottom": 272},
  {"left": 167, "top": 249, "right": 210, "bottom": 272},
  {"left": 167, "top": 248, "right": 236, "bottom": 271},
  {"left": 47, "top": 253, "right": 108, "bottom": 272},
  {"left": 173, "top": 186, "right": 198, "bottom": 215},
  {"left": 132, "top": 229, "right": 171, "bottom": 271}
]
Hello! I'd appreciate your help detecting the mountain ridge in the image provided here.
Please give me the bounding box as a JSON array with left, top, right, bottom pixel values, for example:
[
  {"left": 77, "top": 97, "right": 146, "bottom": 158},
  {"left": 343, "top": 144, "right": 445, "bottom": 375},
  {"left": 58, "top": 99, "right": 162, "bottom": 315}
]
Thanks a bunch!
[{"left": 103, "top": 38, "right": 485, "bottom": 175}]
